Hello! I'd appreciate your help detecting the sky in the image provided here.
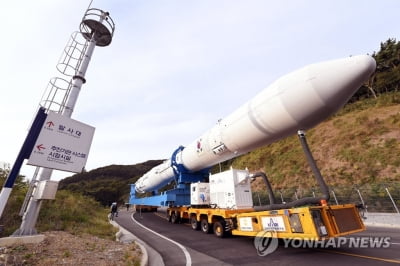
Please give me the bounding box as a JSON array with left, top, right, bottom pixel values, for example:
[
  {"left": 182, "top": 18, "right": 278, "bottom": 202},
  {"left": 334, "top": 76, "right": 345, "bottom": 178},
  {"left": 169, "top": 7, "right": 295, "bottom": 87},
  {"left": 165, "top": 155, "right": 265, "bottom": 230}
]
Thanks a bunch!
[{"left": 1, "top": 0, "right": 399, "bottom": 181}]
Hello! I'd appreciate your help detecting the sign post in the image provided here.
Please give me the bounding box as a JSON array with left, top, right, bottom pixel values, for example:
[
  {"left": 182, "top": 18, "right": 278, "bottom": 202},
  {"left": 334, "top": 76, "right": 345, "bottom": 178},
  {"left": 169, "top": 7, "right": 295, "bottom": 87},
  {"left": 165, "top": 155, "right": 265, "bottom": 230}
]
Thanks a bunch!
[{"left": 27, "top": 111, "right": 95, "bottom": 173}]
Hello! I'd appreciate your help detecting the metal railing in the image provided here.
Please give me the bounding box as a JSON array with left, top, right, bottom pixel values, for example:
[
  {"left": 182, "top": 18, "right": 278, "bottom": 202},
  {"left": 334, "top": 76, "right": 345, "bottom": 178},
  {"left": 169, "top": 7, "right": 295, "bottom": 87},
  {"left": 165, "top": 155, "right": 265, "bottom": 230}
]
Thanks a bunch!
[{"left": 253, "top": 182, "right": 400, "bottom": 213}]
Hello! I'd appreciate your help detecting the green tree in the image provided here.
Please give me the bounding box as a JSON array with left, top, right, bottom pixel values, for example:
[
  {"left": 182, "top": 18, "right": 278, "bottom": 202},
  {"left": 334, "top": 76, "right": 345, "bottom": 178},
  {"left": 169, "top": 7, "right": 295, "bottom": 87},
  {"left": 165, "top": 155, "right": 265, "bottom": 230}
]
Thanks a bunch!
[
  {"left": 373, "top": 38, "right": 400, "bottom": 94},
  {"left": 351, "top": 38, "right": 400, "bottom": 101}
]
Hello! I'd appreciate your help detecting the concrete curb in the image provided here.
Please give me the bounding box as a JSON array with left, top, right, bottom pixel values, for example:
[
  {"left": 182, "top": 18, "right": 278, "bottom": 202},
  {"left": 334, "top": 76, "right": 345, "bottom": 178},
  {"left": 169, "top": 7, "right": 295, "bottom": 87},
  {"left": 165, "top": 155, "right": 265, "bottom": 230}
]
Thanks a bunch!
[
  {"left": 109, "top": 218, "right": 148, "bottom": 266},
  {"left": 362, "top": 212, "right": 400, "bottom": 229},
  {"left": 0, "top": 234, "right": 45, "bottom": 246},
  {"left": 364, "top": 222, "right": 400, "bottom": 229}
]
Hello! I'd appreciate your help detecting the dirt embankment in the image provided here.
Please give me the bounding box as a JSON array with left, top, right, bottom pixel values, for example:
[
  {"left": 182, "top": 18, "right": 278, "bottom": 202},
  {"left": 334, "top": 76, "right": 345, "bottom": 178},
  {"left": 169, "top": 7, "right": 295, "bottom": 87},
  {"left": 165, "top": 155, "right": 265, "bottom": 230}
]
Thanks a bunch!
[{"left": 0, "top": 231, "right": 141, "bottom": 265}]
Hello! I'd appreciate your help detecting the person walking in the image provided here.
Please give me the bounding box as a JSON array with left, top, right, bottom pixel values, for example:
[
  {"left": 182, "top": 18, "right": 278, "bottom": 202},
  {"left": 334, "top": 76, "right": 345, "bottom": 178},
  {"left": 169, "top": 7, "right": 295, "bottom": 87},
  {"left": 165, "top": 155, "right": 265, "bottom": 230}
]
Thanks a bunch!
[{"left": 110, "top": 202, "right": 118, "bottom": 220}]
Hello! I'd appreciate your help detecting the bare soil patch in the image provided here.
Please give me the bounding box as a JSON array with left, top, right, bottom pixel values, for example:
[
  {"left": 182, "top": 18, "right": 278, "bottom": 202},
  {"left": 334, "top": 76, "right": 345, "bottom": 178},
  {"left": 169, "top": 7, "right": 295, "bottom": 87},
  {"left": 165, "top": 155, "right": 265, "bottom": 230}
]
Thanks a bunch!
[{"left": 0, "top": 231, "right": 141, "bottom": 265}]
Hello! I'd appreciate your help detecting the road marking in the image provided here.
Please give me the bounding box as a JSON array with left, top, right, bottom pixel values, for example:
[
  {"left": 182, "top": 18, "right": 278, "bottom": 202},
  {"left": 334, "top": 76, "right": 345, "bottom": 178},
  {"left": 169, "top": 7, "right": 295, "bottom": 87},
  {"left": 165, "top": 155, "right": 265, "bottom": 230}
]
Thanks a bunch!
[
  {"left": 154, "top": 211, "right": 168, "bottom": 220},
  {"left": 131, "top": 213, "right": 192, "bottom": 266},
  {"left": 318, "top": 249, "right": 400, "bottom": 264}
]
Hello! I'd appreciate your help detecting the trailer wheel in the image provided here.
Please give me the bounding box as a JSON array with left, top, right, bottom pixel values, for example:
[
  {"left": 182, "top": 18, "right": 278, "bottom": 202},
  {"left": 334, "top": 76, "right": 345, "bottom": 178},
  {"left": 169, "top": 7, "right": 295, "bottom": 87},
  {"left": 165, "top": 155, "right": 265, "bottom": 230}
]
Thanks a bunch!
[
  {"left": 213, "top": 221, "right": 225, "bottom": 238},
  {"left": 200, "top": 218, "right": 212, "bottom": 234},
  {"left": 170, "top": 212, "right": 180, "bottom": 224},
  {"left": 190, "top": 216, "right": 200, "bottom": 230}
]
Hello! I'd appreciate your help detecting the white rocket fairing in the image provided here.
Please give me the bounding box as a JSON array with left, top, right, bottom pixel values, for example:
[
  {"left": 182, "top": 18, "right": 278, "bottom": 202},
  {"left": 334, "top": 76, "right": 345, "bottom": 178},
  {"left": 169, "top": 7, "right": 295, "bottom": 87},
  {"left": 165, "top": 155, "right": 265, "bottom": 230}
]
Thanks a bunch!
[{"left": 135, "top": 55, "right": 376, "bottom": 193}]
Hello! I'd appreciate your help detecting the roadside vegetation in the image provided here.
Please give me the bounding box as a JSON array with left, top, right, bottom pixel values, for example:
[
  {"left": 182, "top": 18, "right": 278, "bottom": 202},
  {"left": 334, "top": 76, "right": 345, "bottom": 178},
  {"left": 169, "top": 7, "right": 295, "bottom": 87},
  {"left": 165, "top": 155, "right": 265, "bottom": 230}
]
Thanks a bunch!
[{"left": 0, "top": 167, "right": 116, "bottom": 239}]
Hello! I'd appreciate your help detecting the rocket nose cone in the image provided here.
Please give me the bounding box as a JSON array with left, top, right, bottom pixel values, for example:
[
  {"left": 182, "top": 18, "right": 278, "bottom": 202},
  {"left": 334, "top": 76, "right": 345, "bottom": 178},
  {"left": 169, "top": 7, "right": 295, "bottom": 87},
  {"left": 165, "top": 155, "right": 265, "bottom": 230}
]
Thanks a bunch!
[
  {"left": 279, "top": 55, "right": 376, "bottom": 131},
  {"left": 346, "top": 55, "right": 376, "bottom": 85},
  {"left": 309, "top": 55, "right": 376, "bottom": 108},
  {"left": 354, "top": 54, "right": 377, "bottom": 75}
]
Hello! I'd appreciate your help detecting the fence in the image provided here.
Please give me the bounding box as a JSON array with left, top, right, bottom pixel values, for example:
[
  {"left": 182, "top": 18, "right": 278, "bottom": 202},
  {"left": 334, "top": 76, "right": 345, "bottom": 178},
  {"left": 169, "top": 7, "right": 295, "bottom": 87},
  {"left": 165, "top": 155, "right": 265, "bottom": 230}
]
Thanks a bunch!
[{"left": 252, "top": 182, "right": 400, "bottom": 213}]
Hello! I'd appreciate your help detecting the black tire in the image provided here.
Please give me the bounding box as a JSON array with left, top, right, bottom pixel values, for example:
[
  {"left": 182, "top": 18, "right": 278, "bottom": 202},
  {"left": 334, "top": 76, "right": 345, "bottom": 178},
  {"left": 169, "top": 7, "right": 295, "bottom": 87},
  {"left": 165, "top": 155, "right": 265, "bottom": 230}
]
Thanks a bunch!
[
  {"left": 191, "top": 216, "right": 200, "bottom": 230},
  {"left": 170, "top": 212, "right": 179, "bottom": 224},
  {"left": 213, "top": 221, "right": 225, "bottom": 238},
  {"left": 200, "top": 218, "right": 212, "bottom": 234}
]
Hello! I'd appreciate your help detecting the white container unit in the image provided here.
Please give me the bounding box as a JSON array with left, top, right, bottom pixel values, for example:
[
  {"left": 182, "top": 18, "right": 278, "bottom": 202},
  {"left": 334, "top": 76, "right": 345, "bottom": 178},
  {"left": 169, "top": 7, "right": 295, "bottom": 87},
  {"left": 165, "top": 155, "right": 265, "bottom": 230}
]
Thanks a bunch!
[
  {"left": 209, "top": 168, "right": 253, "bottom": 209},
  {"left": 190, "top": 182, "right": 210, "bottom": 205}
]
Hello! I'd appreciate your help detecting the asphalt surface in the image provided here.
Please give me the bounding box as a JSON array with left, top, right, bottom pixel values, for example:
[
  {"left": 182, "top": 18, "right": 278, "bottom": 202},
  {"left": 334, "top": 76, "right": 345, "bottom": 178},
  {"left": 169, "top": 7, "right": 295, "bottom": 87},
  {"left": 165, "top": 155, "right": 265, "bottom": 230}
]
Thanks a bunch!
[{"left": 115, "top": 210, "right": 400, "bottom": 266}]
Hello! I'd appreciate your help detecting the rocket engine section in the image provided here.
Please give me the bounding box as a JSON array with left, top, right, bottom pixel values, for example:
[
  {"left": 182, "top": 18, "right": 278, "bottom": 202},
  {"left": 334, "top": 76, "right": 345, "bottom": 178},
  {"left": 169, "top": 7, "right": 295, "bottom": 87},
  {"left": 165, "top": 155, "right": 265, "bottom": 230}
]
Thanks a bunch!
[{"left": 135, "top": 55, "right": 376, "bottom": 194}]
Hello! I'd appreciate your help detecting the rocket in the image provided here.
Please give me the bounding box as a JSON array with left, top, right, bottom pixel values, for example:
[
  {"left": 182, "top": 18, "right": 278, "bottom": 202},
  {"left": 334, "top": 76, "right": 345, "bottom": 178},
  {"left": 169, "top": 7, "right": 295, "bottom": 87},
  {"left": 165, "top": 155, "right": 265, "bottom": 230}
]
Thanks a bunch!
[{"left": 135, "top": 55, "right": 376, "bottom": 193}]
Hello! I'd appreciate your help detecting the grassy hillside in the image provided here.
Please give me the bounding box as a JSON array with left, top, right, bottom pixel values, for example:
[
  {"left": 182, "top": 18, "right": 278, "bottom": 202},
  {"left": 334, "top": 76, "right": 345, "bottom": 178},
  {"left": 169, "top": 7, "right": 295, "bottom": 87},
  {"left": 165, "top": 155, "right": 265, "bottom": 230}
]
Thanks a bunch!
[
  {"left": 0, "top": 180, "right": 117, "bottom": 239},
  {"left": 37, "top": 191, "right": 117, "bottom": 239}
]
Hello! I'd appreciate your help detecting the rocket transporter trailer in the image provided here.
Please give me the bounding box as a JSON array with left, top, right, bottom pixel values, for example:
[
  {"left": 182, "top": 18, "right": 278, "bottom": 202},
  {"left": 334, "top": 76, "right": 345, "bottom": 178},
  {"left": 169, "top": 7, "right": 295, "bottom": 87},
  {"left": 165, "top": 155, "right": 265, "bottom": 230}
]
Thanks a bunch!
[
  {"left": 129, "top": 55, "right": 375, "bottom": 241},
  {"left": 167, "top": 202, "right": 364, "bottom": 239},
  {"left": 165, "top": 167, "right": 365, "bottom": 240}
]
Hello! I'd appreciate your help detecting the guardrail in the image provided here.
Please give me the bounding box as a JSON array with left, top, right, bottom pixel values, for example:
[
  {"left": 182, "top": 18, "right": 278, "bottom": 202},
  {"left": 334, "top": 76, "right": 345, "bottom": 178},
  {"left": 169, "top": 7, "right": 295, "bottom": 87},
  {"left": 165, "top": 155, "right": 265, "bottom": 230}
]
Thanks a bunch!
[{"left": 253, "top": 182, "right": 400, "bottom": 214}]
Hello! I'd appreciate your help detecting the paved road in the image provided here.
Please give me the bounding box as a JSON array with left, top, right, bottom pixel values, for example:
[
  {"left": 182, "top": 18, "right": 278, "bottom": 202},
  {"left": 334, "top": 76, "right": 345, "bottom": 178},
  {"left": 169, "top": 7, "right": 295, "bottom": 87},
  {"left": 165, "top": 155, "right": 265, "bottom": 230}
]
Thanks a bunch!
[{"left": 115, "top": 210, "right": 400, "bottom": 266}]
